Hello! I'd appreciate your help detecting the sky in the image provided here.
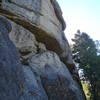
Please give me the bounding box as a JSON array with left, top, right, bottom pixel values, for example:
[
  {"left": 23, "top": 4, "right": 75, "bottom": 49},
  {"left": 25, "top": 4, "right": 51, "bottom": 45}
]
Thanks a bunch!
[{"left": 57, "top": 0, "right": 100, "bottom": 43}]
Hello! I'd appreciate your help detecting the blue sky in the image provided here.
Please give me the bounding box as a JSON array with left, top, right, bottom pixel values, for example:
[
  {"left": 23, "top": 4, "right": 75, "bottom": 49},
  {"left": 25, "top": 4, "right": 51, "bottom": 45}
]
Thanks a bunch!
[{"left": 57, "top": 0, "right": 100, "bottom": 43}]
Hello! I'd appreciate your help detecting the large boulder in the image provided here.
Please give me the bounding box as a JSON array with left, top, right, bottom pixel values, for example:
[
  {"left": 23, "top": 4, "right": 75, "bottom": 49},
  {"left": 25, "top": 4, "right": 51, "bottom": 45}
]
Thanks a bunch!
[
  {"left": 9, "top": 19, "right": 47, "bottom": 65},
  {"left": 29, "top": 51, "right": 85, "bottom": 100},
  {"left": 0, "top": 16, "right": 25, "bottom": 100},
  {"left": 9, "top": 20, "right": 38, "bottom": 64},
  {"left": 0, "top": 0, "right": 74, "bottom": 71},
  {"left": 0, "top": 0, "right": 86, "bottom": 99},
  {"left": 22, "top": 65, "right": 48, "bottom": 100},
  {"left": 0, "top": 16, "right": 48, "bottom": 100}
]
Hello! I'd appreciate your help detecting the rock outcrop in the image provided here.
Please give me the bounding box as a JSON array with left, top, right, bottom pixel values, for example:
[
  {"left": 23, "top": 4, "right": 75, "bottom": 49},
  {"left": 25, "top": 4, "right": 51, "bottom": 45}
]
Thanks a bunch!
[{"left": 0, "top": 0, "right": 86, "bottom": 100}]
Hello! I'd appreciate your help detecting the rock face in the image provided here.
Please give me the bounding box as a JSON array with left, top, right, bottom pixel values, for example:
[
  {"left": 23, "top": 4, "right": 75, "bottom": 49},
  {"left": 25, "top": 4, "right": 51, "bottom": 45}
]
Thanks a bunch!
[
  {"left": 0, "top": 17, "right": 24, "bottom": 100},
  {"left": 0, "top": 0, "right": 86, "bottom": 100},
  {"left": 1, "top": 0, "right": 74, "bottom": 70},
  {"left": 29, "top": 51, "right": 84, "bottom": 100},
  {"left": 0, "top": 17, "right": 48, "bottom": 100}
]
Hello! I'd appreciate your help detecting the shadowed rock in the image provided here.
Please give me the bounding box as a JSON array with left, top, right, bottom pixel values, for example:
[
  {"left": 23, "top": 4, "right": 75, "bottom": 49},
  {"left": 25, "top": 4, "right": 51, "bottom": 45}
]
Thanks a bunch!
[
  {"left": 0, "top": 17, "right": 48, "bottom": 100},
  {"left": 0, "top": 16, "right": 25, "bottom": 100},
  {"left": 29, "top": 51, "right": 86, "bottom": 100},
  {"left": 0, "top": 0, "right": 86, "bottom": 99}
]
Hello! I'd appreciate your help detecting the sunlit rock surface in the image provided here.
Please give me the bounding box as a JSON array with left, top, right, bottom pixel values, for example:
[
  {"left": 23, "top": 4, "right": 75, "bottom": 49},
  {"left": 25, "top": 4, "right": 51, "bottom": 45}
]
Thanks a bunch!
[{"left": 0, "top": 0, "right": 86, "bottom": 100}]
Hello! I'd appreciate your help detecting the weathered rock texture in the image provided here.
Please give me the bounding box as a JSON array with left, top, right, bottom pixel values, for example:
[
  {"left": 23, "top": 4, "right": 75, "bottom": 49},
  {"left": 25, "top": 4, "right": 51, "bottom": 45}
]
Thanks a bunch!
[{"left": 0, "top": 0, "right": 86, "bottom": 100}]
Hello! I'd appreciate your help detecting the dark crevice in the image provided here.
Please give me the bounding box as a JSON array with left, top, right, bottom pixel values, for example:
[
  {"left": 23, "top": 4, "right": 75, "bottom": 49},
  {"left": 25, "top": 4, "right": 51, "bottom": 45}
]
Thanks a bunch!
[
  {"left": 0, "top": 0, "right": 2, "bottom": 6},
  {"left": 0, "top": 8, "right": 63, "bottom": 55},
  {"left": 8, "top": 0, "right": 11, "bottom": 3},
  {"left": 19, "top": 50, "right": 31, "bottom": 56}
]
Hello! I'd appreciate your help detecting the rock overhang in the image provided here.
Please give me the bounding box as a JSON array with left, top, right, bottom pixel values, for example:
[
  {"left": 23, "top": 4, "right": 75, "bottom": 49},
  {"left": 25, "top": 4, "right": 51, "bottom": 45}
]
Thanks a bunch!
[{"left": 0, "top": 0, "right": 74, "bottom": 72}]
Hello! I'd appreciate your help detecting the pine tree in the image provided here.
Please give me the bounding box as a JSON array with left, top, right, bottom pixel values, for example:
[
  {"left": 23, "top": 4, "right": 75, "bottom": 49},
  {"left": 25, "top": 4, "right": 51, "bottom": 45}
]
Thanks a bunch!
[{"left": 72, "top": 30, "right": 100, "bottom": 100}]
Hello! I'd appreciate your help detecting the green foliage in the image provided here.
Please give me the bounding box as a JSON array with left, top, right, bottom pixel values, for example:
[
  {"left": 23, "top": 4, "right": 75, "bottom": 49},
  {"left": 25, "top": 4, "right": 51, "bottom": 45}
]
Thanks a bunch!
[
  {"left": 72, "top": 30, "right": 100, "bottom": 100},
  {"left": 95, "top": 40, "right": 100, "bottom": 55},
  {"left": 8, "top": 0, "right": 11, "bottom": 3}
]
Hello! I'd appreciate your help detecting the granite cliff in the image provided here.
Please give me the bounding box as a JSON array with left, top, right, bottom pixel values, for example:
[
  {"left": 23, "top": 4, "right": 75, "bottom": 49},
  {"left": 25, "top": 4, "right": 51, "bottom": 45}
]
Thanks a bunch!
[{"left": 0, "top": 0, "right": 86, "bottom": 100}]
